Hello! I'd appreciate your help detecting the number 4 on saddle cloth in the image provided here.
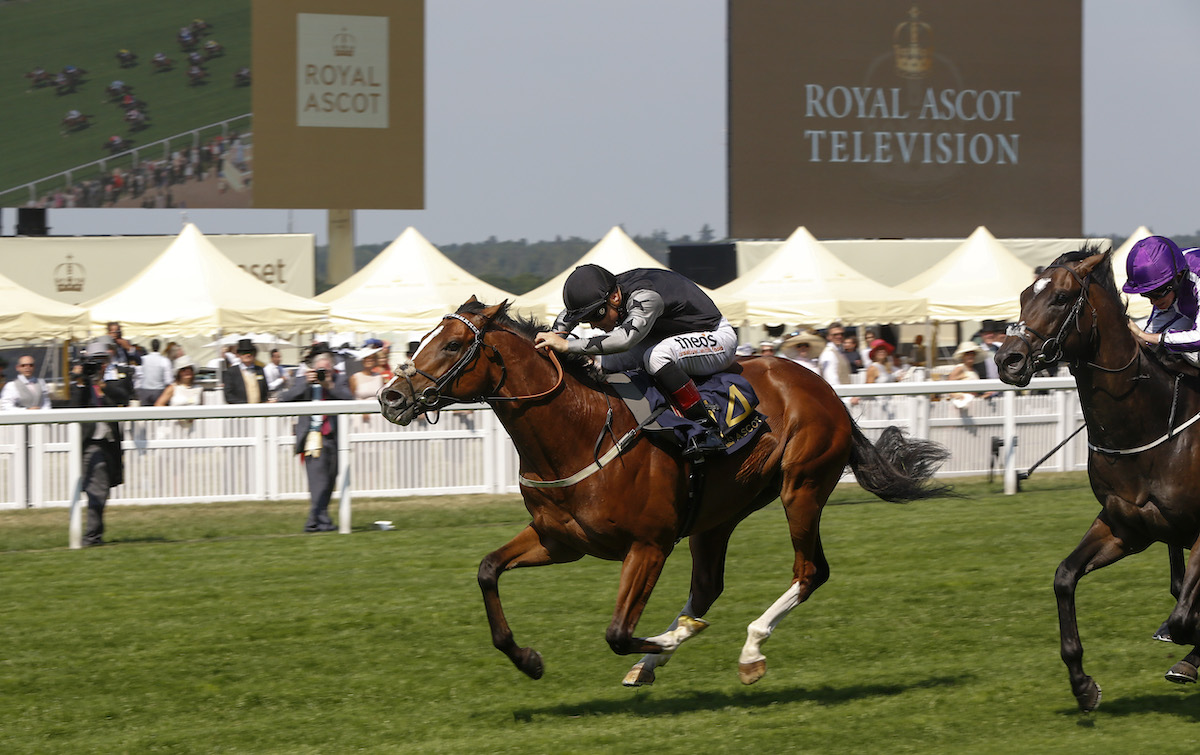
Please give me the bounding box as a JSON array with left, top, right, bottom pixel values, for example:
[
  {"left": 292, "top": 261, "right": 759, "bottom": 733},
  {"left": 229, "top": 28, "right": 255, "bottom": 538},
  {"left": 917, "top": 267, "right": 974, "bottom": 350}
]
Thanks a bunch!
[{"left": 610, "top": 370, "right": 768, "bottom": 458}]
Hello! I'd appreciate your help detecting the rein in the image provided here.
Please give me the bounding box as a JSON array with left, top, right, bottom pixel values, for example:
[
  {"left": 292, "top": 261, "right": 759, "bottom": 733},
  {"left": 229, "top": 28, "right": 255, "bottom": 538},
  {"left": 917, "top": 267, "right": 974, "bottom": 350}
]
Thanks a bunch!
[
  {"left": 392, "top": 312, "right": 565, "bottom": 422},
  {"left": 1012, "top": 260, "right": 1198, "bottom": 455},
  {"left": 396, "top": 309, "right": 647, "bottom": 486},
  {"left": 1007, "top": 262, "right": 1141, "bottom": 376}
]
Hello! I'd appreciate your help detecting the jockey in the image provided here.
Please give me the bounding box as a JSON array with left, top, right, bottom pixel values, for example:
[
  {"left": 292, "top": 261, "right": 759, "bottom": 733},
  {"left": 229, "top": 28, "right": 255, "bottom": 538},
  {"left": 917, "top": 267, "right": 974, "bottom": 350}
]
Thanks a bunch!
[
  {"left": 1125, "top": 235, "right": 1200, "bottom": 363},
  {"left": 153, "top": 52, "right": 167, "bottom": 63},
  {"left": 66, "top": 109, "right": 81, "bottom": 120},
  {"left": 533, "top": 264, "right": 737, "bottom": 458}
]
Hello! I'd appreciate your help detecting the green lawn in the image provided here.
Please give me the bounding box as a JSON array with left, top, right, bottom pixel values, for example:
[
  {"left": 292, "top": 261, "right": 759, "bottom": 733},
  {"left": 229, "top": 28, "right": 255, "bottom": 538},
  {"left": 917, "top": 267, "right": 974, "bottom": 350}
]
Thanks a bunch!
[
  {"left": 0, "top": 0, "right": 250, "bottom": 199},
  {"left": 2, "top": 475, "right": 1197, "bottom": 753}
]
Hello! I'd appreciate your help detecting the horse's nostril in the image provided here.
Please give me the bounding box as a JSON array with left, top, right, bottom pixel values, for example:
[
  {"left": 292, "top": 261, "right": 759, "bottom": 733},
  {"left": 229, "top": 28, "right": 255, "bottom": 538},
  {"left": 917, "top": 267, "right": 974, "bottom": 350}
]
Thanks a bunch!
[{"left": 382, "top": 389, "right": 402, "bottom": 405}]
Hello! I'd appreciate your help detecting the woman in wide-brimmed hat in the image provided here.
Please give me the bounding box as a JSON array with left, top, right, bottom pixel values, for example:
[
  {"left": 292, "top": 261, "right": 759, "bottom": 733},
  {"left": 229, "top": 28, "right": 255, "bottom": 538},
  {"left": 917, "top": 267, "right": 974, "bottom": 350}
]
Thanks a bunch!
[
  {"left": 781, "top": 332, "right": 824, "bottom": 373},
  {"left": 946, "top": 341, "right": 984, "bottom": 408},
  {"left": 864, "top": 338, "right": 896, "bottom": 384}
]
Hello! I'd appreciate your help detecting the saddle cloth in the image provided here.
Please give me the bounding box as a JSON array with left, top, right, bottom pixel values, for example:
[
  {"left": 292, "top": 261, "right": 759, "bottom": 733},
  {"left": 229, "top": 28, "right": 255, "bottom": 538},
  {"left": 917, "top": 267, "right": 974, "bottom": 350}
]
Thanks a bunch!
[{"left": 605, "top": 369, "right": 768, "bottom": 456}]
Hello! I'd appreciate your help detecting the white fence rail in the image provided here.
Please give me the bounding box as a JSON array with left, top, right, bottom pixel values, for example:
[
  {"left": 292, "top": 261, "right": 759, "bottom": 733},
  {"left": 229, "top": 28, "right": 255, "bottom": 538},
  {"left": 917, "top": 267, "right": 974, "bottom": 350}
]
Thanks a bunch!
[{"left": 0, "top": 378, "right": 1087, "bottom": 545}]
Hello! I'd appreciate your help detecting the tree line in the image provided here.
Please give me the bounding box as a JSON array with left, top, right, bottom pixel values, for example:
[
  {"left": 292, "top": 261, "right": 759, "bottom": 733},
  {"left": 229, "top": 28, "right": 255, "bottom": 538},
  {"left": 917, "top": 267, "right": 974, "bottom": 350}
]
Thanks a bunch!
[
  {"left": 314, "top": 226, "right": 1199, "bottom": 294},
  {"left": 315, "top": 225, "right": 716, "bottom": 294}
]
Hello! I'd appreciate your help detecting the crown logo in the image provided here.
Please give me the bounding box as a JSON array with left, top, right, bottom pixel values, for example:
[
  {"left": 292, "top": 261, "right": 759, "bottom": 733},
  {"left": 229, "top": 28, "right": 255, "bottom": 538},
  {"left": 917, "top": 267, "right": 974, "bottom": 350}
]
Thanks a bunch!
[
  {"left": 333, "top": 29, "right": 355, "bottom": 57},
  {"left": 55, "top": 254, "right": 85, "bottom": 293},
  {"left": 893, "top": 5, "right": 933, "bottom": 79}
]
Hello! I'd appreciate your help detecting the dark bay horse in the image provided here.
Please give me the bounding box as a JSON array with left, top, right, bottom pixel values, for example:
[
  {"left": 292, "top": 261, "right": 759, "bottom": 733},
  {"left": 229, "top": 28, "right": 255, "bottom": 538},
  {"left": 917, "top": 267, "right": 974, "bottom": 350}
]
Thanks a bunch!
[
  {"left": 379, "top": 298, "right": 950, "bottom": 686},
  {"left": 996, "top": 247, "right": 1200, "bottom": 712}
]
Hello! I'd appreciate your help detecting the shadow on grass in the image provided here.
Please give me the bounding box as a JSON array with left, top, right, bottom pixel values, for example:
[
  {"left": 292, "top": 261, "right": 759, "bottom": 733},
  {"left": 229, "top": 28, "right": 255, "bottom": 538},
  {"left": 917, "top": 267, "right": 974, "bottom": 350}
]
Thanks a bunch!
[
  {"left": 1060, "top": 689, "right": 1200, "bottom": 722},
  {"left": 514, "top": 674, "right": 966, "bottom": 719}
]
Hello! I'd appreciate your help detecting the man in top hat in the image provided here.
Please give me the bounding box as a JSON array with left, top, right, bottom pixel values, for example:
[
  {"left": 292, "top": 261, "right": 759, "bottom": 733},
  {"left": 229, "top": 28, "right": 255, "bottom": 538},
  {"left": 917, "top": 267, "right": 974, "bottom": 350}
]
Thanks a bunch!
[
  {"left": 69, "top": 340, "right": 133, "bottom": 546},
  {"left": 978, "top": 320, "right": 1004, "bottom": 380},
  {"left": 223, "top": 338, "right": 268, "bottom": 404}
]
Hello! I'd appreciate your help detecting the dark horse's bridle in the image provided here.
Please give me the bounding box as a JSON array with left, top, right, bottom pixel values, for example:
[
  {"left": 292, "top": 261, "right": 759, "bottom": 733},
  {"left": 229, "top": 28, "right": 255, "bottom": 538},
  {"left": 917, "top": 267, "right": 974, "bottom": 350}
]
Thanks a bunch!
[
  {"left": 1006, "top": 261, "right": 1140, "bottom": 376},
  {"left": 389, "top": 312, "right": 564, "bottom": 423}
]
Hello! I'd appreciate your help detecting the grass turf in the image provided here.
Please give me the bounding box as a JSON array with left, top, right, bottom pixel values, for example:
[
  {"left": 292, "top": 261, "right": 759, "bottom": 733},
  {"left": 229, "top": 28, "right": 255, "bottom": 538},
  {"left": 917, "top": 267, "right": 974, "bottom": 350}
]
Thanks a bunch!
[
  {"left": 0, "top": 0, "right": 250, "bottom": 198},
  {"left": 2, "top": 474, "right": 1198, "bottom": 753}
]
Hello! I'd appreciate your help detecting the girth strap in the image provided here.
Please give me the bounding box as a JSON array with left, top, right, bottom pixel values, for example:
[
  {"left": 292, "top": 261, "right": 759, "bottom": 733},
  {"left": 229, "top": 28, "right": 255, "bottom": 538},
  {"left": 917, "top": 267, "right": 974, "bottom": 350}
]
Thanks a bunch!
[{"left": 518, "top": 406, "right": 665, "bottom": 489}]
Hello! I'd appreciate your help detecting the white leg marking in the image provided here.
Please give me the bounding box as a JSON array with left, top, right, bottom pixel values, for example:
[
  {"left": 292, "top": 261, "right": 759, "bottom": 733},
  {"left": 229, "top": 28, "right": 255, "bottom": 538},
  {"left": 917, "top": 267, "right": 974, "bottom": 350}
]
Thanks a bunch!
[{"left": 739, "top": 582, "right": 802, "bottom": 665}]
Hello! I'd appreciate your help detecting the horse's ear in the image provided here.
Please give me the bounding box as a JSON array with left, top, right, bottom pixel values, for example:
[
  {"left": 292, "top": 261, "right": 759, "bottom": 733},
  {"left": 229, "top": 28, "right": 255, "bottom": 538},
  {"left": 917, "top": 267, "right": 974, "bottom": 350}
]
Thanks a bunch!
[
  {"left": 481, "top": 300, "right": 509, "bottom": 321},
  {"left": 1075, "top": 248, "right": 1112, "bottom": 277},
  {"left": 464, "top": 295, "right": 480, "bottom": 306}
]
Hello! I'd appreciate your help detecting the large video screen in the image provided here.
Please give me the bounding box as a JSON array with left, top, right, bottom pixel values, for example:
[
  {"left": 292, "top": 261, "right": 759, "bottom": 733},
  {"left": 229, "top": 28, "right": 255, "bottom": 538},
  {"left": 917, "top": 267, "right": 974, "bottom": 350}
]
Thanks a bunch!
[
  {"left": 0, "top": 0, "right": 422, "bottom": 210},
  {"left": 729, "top": 0, "right": 1082, "bottom": 239}
]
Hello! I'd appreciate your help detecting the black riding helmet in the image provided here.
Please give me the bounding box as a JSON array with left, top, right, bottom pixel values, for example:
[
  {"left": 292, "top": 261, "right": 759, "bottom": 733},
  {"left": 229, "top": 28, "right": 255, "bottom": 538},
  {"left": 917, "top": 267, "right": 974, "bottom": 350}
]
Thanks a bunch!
[{"left": 561, "top": 264, "right": 617, "bottom": 327}]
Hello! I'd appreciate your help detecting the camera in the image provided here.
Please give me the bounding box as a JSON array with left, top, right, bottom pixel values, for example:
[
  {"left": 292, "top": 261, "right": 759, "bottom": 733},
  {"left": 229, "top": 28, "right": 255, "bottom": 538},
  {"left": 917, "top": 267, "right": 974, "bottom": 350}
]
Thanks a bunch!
[
  {"left": 315, "top": 368, "right": 328, "bottom": 383},
  {"left": 82, "top": 358, "right": 104, "bottom": 378}
]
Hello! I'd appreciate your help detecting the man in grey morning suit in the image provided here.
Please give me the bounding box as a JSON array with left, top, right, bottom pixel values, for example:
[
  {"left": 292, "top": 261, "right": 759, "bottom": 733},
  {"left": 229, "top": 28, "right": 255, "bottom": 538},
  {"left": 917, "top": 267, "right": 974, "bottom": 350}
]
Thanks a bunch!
[{"left": 279, "top": 350, "right": 352, "bottom": 532}]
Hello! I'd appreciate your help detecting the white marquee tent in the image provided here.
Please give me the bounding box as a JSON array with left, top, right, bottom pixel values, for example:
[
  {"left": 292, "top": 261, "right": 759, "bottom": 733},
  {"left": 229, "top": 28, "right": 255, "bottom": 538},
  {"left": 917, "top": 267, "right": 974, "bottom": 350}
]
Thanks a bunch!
[
  {"left": 1109, "top": 226, "right": 1154, "bottom": 320},
  {"left": 84, "top": 224, "right": 329, "bottom": 337},
  {"left": 713, "top": 226, "right": 927, "bottom": 326},
  {"left": 317, "top": 226, "right": 516, "bottom": 331},
  {"left": 896, "top": 226, "right": 1032, "bottom": 321},
  {"left": 511, "top": 225, "right": 745, "bottom": 323},
  {"left": 0, "top": 272, "right": 88, "bottom": 340}
]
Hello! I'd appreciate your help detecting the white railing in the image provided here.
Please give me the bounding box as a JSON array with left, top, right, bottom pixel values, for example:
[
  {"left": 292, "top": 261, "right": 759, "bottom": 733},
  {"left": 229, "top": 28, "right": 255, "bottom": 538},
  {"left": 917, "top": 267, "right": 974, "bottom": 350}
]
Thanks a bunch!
[
  {"left": 0, "top": 377, "right": 1084, "bottom": 547},
  {"left": 0, "top": 114, "right": 252, "bottom": 206}
]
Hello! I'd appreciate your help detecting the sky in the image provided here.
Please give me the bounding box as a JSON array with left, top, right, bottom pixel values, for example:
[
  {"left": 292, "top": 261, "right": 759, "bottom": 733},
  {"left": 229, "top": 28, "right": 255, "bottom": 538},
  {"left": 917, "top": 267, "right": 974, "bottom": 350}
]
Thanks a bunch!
[{"left": 2, "top": 0, "right": 1196, "bottom": 247}]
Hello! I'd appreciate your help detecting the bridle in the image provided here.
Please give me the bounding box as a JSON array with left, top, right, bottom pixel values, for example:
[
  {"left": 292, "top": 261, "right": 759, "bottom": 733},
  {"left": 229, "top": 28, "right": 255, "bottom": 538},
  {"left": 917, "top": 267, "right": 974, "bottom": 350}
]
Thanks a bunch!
[
  {"left": 389, "top": 311, "right": 564, "bottom": 423},
  {"left": 1006, "top": 261, "right": 1141, "bottom": 376}
]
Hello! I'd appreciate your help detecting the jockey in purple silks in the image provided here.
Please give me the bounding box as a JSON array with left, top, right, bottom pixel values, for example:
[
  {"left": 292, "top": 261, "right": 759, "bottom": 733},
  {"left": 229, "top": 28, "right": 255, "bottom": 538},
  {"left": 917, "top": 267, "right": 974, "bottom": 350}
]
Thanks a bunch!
[{"left": 1125, "top": 235, "right": 1200, "bottom": 363}]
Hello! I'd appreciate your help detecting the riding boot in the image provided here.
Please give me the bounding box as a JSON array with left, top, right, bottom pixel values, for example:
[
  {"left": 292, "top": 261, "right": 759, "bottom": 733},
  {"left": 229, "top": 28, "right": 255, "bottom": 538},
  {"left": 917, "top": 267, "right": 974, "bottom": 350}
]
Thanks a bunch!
[{"left": 655, "top": 363, "right": 725, "bottom": 460}]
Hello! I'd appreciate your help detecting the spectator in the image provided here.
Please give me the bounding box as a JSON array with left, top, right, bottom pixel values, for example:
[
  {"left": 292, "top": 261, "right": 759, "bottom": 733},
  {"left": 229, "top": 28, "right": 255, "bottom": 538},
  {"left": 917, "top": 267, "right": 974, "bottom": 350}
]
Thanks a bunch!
[
  {"left": 156, "top": 356, "right": 203, "bottom": 429},
  {"left": 864, "top": 339, "right": 897, "bottom": 384},
  {"left": 350, "top": 350, "right": 385, "bottom": 401},
  {"left": 780, "top": 332, "right": 823, "bottom": 373},
  {"left": 138, "top": 338, "right": 173, "bottom": 406},
  {"left": 842, "top": 334, "right": 864, "bottom": 373},
  {"left": 223, "top": 339, "right": 268, "bottom": 404},
  {"left": 947, "top": 341, "right": 983, "bottom": 409},
  {"left": 263, "top": 348, "right": 287, "bottom": 398},
  {"left": 735, "top": 344, "right": 755, "bottom": 357},
  {"left": 818, "top": 322, "right": 851, "bottom": 386},
  {"left": 759, "top": 340, "right": 778, "bottom": 357},
  {"left": 364, "top": 339, "right": 393, "bottom": 381},
  {"left": 976, "top": 320, "right": 1006, "bottom": 380},
  {"left": 106, "top": 321, "right": 132, "bottom": 365},
  {"left": 279, "top": 350, "right": 352, "bottom": 533},
  {"left": 70, "top": 341, "right": 133, "bottom": 547},
  {"left": 0, "top": 355, "right": 51, "bottom": 410}
]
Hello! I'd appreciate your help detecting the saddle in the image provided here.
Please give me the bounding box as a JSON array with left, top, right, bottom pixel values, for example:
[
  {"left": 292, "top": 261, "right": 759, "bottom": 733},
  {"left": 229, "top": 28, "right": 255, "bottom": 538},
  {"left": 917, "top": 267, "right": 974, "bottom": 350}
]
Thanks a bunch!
[
  {"left": 604, "top": 367, "right": 768, "bottom": 458},
  {"left": 1147, "top": 343, "right": 1200, "bottom": 381}
]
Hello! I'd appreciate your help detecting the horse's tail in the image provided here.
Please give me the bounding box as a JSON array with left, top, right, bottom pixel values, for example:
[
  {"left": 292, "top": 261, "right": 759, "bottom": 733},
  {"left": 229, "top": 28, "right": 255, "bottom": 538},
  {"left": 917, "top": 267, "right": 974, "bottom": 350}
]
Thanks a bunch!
[{"left": 847, "top": 423, "right": 954, "bottom": 502}]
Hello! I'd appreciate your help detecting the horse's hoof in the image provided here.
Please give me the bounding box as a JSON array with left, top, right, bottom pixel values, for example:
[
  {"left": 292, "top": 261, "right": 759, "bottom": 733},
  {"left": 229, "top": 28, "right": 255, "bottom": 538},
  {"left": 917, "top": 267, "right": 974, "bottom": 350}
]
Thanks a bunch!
[
  {"left": 739, "top": 660, "right": 767, "bottom": 685},
  {"left": 678, "top": 615, "right": 710, "bottom": 634},
  {"left": 1075, "top": 677, "right": 1102, "bottom": 712},
  {"left": 1153, "top": 620, "right": 1173, "bottom": 643},
  {"left": 1165, "top": 660, "right": 1198, "bottom": 685},
  {"left": 513, "top": 647, "right": 544, "bottom": 680},
  {"left": 622, "top": 662, "right": 655, "bottom": 687}
]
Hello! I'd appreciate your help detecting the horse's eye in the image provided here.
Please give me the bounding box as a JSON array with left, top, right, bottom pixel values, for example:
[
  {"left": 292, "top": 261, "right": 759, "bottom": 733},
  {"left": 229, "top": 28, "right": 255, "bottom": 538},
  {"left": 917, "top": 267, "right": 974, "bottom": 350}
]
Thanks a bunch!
[
  {"left": 1053, "top": 291, "right": 1071, "bottom": 306},
  {"left": 445, "top": 341, "right": 462, "bottom": 353}
]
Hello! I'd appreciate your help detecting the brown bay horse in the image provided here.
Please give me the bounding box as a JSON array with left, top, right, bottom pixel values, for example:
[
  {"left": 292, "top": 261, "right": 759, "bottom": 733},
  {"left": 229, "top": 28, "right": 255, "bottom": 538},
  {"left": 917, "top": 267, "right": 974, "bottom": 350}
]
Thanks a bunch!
[
  {"left": 996, "top": 247, "right": 1200, "bottom": 712},
  {"left": 379, "top": 298, "right": 950, "bottom": 685}
]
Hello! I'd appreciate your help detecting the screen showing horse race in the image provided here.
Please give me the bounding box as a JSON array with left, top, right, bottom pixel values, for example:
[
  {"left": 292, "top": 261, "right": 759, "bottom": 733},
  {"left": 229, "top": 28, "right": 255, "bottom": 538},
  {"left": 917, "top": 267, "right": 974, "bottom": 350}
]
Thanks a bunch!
[
  {"left": 728, "top": 0, "right": 1082, "bottom": 239},
  {"left": 0, "top": 0, "right": 423, "bottom": 211}
]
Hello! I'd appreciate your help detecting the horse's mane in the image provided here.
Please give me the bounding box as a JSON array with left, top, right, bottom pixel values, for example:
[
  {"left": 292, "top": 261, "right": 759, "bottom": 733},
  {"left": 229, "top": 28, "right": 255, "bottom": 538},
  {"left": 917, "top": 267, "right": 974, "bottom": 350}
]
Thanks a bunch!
[{"left": 456, "top": 299, "right": 605, "bottom": 382}]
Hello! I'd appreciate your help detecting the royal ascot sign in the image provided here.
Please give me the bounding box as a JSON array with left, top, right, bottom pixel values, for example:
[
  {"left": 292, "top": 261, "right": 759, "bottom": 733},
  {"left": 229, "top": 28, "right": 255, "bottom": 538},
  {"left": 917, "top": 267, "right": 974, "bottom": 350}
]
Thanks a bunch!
[
  {"left": 729, "top": 1, "right": 1081, "bottom": 239},
  {"left": 296, "top": 13, "right": 388, "bottom": 128}
]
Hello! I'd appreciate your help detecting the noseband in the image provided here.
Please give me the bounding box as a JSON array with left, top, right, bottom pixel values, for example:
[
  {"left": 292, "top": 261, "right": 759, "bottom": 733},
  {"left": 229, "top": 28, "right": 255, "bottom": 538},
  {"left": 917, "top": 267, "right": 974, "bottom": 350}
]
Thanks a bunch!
[{"left": 388, "top": 312, "right": 564, "bottom": 422}]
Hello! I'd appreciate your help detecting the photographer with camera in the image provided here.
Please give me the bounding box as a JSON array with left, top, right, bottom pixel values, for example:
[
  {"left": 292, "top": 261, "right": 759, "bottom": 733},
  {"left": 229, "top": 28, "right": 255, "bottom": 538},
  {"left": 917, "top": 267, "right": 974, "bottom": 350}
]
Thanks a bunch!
[
  {"left": 69, "top": 341, "right": 133, "bottom": 547},
  {"left": 279, "top": 348, "right": 352, "bottom": 533}
]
